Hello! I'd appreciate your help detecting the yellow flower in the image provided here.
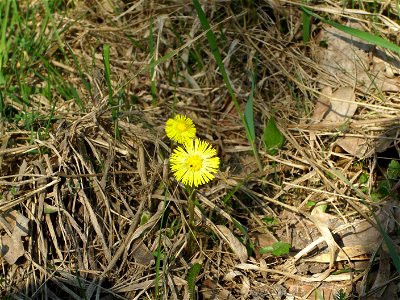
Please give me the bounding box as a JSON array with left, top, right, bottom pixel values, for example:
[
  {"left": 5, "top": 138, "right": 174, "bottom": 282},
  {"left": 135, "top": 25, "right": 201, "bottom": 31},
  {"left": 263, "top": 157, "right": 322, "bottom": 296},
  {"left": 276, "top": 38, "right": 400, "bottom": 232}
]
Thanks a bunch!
[
  {"left": 170, "top": 139, "right": 220, "bottom": 187},
  {"left": 165, "top": 114, "right": 196, "bottom": 144}
]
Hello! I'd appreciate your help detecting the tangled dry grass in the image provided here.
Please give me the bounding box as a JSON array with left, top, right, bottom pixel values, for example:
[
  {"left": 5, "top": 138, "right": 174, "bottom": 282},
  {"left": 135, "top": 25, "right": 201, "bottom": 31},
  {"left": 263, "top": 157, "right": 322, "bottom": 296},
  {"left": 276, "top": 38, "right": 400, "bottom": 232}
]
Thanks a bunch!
[{"left": 0, "top": 0, "right": 399, "bottom": 299}]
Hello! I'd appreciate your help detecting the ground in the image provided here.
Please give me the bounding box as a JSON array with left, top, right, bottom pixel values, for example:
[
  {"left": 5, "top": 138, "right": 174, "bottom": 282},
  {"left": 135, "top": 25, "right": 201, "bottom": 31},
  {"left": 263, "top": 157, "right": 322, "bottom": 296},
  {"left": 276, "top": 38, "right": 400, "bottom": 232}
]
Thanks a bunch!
[{"left": 0, "top": 1, "right": 399, "bottom": 299}]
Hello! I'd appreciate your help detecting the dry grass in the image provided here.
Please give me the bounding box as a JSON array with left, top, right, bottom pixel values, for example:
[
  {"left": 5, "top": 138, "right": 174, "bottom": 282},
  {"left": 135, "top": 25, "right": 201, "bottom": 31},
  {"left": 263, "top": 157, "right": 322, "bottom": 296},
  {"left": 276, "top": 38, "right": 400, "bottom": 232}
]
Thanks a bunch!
[{"left": 1, "top": 0, "right": 399, "bottom": 299}]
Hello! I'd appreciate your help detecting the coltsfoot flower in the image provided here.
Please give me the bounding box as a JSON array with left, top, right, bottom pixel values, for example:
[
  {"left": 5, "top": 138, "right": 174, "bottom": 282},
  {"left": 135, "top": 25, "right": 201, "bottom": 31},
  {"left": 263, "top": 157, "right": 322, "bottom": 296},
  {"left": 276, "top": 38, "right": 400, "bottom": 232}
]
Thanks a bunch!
[
  {"left": 170, "top": 139, "right": 220, "bottom": 187},
  {"left": 165, "top": 114, "right": 196, "bottom": 144}
]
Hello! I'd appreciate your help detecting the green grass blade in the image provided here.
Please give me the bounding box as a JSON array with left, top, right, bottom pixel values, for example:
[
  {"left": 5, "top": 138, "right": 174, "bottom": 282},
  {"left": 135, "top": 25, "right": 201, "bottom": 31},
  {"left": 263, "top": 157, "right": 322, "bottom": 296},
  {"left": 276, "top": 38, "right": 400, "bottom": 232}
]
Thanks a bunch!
[
  {"left": 192, "top": 0, "right": 239, "bottom": 112},
  {"left": 223, "top": 181, "right": 243, "bottom": 204},
  {"left": 103, "top": 44, "right": 120, "bottom": 139},
  {"left": 263, "top": 117, "right": 285, "bottom": 155},
  {"left": 154, "top": 190, "right": 168, "bottom": 300},
  {"left": 302, "top": 8, "right": 311, "bottom": 43},
  {"left": 232, "top": 217, "right": 249, "bottom": 244},
  {"left": 374, "top": 216, "right": 400, "bottom": 273},
  {"left": 187, "top": 263, "right": 201, "bottom": 300},
  {"left": 65, "top": 43, "right": 92, "bottom": 102},
  {"left": 259, "top": 241, "right": 291, "bottom": 256},
  {"left": 102, "top": 44, "right": 113, "bottom": 106},
  {"left": 149, "top": 47, "right": 180, "bottom": 70},
  {"left": 0, "top": 0, "right": 12, "bottom": 84},
  {"left": 301, "top": 6, "right": 400, "bottom": 55},
  {"left": 41, "top": 0, "right": 67, "bottom": 58},
  {"left": 330, "top": 168, "right": 400, "bottom": 273},
  {"left": 192, "top": 0, "right": 263, "bottom": 171},
  {"left": 244, "top": 73, "right": 255, "bottom": 144},
  {"left": 45, "top": 74, "right": 56, "bottom": 136},
  {"left": 334, "top": 289, "right": 347, "bottom": 300},
  {"left": 0, "top": 91, "right": 4, "bottom": 118}
]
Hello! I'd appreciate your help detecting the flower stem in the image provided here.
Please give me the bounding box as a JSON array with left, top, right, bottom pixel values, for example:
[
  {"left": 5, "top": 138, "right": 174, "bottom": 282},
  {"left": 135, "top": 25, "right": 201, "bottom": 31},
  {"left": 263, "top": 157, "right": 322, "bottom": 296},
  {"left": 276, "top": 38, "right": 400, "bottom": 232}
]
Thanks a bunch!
[
  {"left": 186, "top": 186, "right": 197, "bottom": 257},
  {"left": 188, "top": 187, "right": 195, "bottom": 228}
]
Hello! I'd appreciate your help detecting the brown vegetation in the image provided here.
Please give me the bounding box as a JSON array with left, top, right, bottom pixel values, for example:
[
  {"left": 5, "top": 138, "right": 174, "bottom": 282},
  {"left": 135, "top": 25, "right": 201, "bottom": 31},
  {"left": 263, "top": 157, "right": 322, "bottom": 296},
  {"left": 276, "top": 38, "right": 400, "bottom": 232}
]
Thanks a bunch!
[{"left": 1, "top": 1, "right": 399, "bottom": 299}]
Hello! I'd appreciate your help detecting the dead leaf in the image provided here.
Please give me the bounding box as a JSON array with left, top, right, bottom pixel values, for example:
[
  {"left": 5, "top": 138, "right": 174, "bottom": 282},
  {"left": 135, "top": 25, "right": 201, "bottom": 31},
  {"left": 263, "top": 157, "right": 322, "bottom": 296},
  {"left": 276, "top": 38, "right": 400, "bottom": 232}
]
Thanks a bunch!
[
  {"left": 301, "top": 210, "right": 384, "bottom": 267},
  {"left": 311, "top": 86, "right": 332, "bottom": 123},
  {"left": 223, "top": 270, "right": 245, "bottom": 281},
  {"left": 314, "top": 23, "right": 400, "bottom": 93},
  {"left": 215, "top": 290, "right": 236, "bottom": 300},
  {"left": 222, "top": 270, "right": 250, "bottom": 298},
  {"left": 216, "top": 225, "right": 248, "bottom": 263},
  {"left": 307, "top": 211, "right": 338, "bottom": 277},
  {"left": 241, "top": 276, "right": 250, "bottom": 298},
  {"left": 304, "top": 245, "right": 371, "bottom": 263},
  {"left": 310, "top": 208, "right": 382, "bottom": 257},
  {"left": 340, "top": 220, "right": 382, "bottom": 253},
  {"left": 373, "top": 127, "right": 399, "bottom": 154},
  {"left": 335, "top": 136, "right": 368, "bottom": 158},
  {"left": 251, "top": 230, "right": 278, "bottom": 258},
  {"left": 370, "top": 250, "right": 391, "bottom": 297},
  {"left": 310, "top": 206, "right": 338, "bottom": 227},
  {"left": 0, "top": 235, "right": 25, "bottom": 265},
  {"left": 322, "top": 87, "right": 357, "bottom": 124},
  {"left": 0, "top": 210, "right": 29, "bottom": 264},
  {"left": 201, "top": 279, "right": 218, "bottom": 300},
  {"left": 285, "top": 279, "right": 351, "bottom": 300},
  {"left": 99, "top": 0, "right": 123, "bottom": 14},
  {"left": 380, "top": 282, "right": 398, "bottom": 300},
  {"left": 4, "top": 209, "right": 29, "bottom": 237},
  {"left": 131, "top": 239, "right": 154, "bottom": 266},
  {"left": 314, "top": 87, "right": 363, "bottom": 158},
  {"left": 201, "top": 279, "right": 236, "bottom": 300}
]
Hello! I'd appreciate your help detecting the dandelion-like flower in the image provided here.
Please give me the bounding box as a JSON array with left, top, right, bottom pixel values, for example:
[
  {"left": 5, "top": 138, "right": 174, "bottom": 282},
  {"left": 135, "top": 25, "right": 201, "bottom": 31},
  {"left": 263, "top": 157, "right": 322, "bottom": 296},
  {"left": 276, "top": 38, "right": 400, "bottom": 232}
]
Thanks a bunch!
[
  {"left": 165, "top": 114, "right": 196, "bottom": 144},
  {"left": 170, "top": 139, "right": 220, "bottom": 187}
]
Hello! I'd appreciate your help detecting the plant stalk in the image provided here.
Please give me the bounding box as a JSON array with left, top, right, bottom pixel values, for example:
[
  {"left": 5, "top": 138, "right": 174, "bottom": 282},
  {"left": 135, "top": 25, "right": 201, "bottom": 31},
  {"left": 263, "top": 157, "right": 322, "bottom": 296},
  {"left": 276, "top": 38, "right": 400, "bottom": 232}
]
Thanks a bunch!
[{"left": 186, "top": 186, "right": 197, "bottom": 257}]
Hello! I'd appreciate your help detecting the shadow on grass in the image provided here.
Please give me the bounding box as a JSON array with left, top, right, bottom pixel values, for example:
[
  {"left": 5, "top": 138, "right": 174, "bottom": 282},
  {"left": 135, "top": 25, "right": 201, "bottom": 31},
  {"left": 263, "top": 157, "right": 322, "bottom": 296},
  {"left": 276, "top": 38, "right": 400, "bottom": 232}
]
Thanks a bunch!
[{"left": 2, "top": 270, "right": 125, "bottom": 300}]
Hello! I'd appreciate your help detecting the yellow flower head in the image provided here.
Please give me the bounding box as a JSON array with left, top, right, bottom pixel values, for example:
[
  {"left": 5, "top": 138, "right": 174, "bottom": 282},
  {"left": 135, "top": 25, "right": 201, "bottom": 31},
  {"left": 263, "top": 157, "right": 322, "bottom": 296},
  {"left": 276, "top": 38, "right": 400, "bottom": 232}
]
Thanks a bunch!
[
  {"left": 170, "top": 139, "right": 220, "bottom": 187},
  {"left": 165, "top": 114, "right": 196, "bottom": 144}
]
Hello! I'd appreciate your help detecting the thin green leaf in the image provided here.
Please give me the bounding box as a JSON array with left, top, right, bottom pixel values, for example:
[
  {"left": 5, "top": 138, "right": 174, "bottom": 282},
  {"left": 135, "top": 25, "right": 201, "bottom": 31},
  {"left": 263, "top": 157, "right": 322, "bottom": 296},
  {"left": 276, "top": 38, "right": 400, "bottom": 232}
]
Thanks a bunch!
[
  {"left": 315, "top": 204, "right": 328, "bottom": 213},
  {"left": 102, "top": 44, "right": 113, "bottom": 107},
  {"left": 192, "top": 0, "right": 236, "bottom": 110},
  {"left": 302, "top": 9, "right": 311, "bottom": 43},
  {"left": 301, "top": 7, "right": 400, "bottom": 55},
  {"left": 42, "top": 0, "right": 67, "bottom": 58},
  {"left": 139, "top": 211, "right": 151, "bottom": 226},
  {"left": 103, "top": 43, "right": 119, "bottom": 137},
  {"left": 154, "top": 189, "right": 168, "bottom": 300},
  {"left": 306, "top": 201, "right": 316, "bottom": 208},
  {"left": 334, "top": 289, "right": 347, "bottom": 300},
  {"left": 259, "top": 241, "right": 291, "bottom": 256},
  {"left": 232, "top": 217, "right": 249, "bottom": 241},
  {"left": 223, "top": 182, "right": 243, "bottom": 204},
  {"left": 263, "top": 117, "right": 285, "bottom": 155},
  {"left": 0, "top": 0, "right": 12, "bottom": 80},
  {"left": 244, "top": 73, "right": 256, "bottom": 143},
  {"left": 192, "top": 0, "right": 263, "bottom": 171},
  {"left": 374, "top": 215, "right": 400, "bottom": 273},
  {"left": 262, "top": 216, "right": 279, "bottom": 226},
  {"left": 387, "top": 160, "right": 400, "bottom": 180},
  {"left": 187, "top": 263, "right": 202, "bottom": 300},
  {"left": 45, "top": 83, "right": 56, "bottom": 136}
]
